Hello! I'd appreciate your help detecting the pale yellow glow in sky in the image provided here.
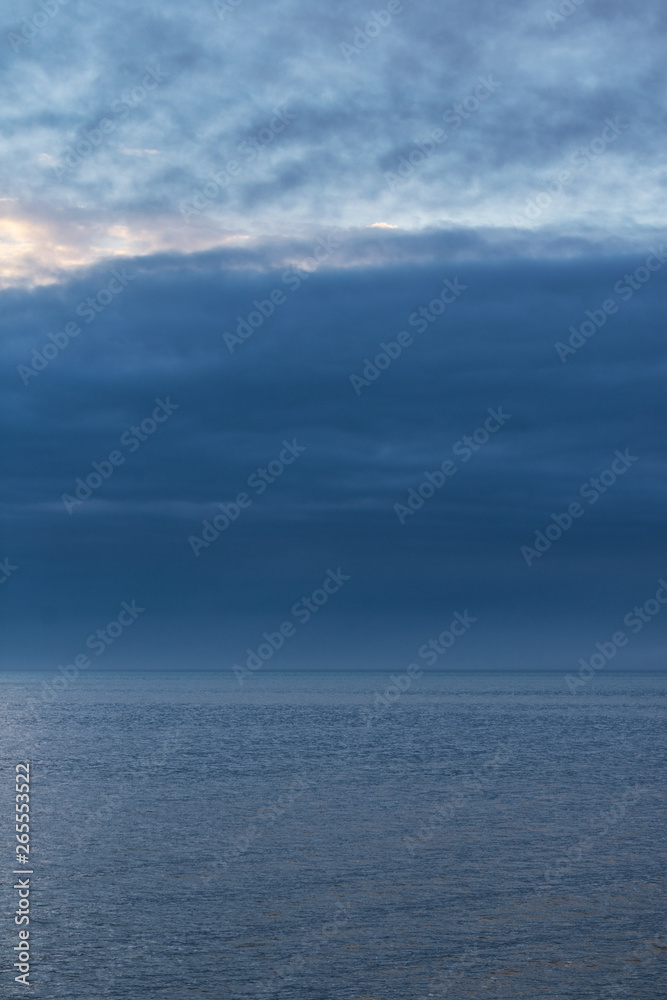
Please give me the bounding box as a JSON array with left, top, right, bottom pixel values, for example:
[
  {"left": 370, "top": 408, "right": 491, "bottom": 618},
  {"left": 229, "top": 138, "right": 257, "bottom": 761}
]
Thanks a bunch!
[{"left": 0, "top": 214, "right": 252, "bottom": 288}]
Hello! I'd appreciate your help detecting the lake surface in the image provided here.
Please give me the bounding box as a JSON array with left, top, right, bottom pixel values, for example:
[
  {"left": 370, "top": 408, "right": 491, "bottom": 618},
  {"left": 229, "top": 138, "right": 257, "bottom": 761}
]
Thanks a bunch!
[{"left": 1, "top": 670, "right": 665, "bottom": 998}]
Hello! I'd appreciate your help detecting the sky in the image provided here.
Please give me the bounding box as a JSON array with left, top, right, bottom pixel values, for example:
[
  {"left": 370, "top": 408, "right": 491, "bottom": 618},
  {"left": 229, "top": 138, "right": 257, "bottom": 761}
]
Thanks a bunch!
[{"left": 1, "top": 0, "right": 665, "bottom": 673}]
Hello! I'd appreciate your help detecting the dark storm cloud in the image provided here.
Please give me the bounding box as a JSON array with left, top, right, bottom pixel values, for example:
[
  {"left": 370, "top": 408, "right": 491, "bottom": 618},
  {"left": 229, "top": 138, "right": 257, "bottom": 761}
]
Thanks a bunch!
[{"left": 1, "top": 229, "right": 665, "bottom": 669}]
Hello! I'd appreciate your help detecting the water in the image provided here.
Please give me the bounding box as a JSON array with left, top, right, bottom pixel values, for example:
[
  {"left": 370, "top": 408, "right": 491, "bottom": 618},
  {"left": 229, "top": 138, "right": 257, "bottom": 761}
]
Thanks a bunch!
[{"left": 1, "top": 670, "right": 665, "bottom": 998}]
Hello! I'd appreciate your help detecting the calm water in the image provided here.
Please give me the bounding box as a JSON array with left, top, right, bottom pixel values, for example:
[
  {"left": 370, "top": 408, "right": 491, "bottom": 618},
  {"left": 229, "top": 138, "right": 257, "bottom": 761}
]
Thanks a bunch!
[{"left": 1, "top": 670, "right": 665, "bottom": 999}]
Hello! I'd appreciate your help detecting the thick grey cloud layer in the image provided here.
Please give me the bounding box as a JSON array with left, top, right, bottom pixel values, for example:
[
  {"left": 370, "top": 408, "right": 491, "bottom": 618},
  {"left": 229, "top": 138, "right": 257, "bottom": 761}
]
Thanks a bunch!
[{"left": 1, "top": 231, "right": 665, "bottom": 670}]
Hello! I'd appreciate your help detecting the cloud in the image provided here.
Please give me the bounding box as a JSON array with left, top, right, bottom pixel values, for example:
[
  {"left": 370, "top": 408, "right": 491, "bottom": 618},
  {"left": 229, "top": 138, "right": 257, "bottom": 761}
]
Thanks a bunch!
[
  {"left": 1, "top": 0, "right": 664, "bottom": 672},
  {"left": 1, "top": 232, "right": 665, "bottom": 667},
  {"left": 0, "top": 0, "right": 665, "bottom": 285}
]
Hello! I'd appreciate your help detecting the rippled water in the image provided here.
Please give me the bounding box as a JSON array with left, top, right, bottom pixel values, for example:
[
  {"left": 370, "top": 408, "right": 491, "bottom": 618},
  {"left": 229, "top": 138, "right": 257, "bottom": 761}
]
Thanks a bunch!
[{"left": 1, "top": 670, "right": 665, "bottom": 998}]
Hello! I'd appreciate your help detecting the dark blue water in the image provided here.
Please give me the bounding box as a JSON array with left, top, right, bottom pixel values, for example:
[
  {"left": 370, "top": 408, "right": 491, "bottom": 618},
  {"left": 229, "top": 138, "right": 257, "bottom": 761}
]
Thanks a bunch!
[{"left": 1, "top": 670, "right": 665, "bottom": 998}]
